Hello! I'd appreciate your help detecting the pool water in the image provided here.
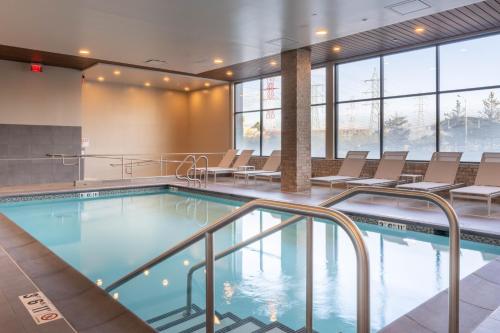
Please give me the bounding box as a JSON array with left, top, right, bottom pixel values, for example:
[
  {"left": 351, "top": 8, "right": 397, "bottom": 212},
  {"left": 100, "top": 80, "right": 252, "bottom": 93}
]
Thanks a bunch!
[{"left": 1, "top": 189, "right": 499, "bottom": 332}]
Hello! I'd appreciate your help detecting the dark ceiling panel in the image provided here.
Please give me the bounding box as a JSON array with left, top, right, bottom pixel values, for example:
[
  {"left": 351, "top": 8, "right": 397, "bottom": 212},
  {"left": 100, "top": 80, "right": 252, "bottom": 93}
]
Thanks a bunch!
[
  {"left": 0, "top": 44, "right": 98, "bottom": 70},
  {"left": 199, "top": 0, "right": 500, "bottom": 82}
]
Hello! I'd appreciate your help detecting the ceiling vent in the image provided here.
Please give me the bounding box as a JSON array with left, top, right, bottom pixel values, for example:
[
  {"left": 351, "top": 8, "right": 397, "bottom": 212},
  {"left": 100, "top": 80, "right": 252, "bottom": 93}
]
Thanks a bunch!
[
  {"left": 386, "top": 0, "right": 431, "bottom": 15},
  {"left": 266, "top": 37, "right": 299, "bottom": 50},
  {"left": 144, "top": 59, "right": 167, "bottom": 65}
]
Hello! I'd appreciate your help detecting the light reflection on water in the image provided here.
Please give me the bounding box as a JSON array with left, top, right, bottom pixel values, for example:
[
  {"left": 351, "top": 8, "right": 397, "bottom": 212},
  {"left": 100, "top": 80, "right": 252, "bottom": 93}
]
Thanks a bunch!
[{"left": 1, "top": 190, "right": 499, "bottom": 333}]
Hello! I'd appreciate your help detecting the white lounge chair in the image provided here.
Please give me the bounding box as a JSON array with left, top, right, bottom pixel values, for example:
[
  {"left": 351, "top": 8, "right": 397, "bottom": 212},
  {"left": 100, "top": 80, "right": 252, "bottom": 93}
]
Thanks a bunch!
[
  {"left": 198, "top": 150, "right": 254, "bottom": 183},
  {"left": 311, "top": 151, "right": 369, "bottom": 191},
  {"left": 397, "top": 152, "right": 463, "bottom": 193},
  {"left": 346, "top": 151, "right": 408, "bottom": 188},
  {"left": 234, "top": 150, "right": 281, "bottom": 184},
  {"left": 450, "top": 152, "right": 500, "bottom": 216}
]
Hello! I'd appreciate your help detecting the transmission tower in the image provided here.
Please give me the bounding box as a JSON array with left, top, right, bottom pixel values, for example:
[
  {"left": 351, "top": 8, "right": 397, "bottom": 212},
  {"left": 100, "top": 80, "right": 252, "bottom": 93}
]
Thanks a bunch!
[{"left": 363, "top": 68, "right": 380, "bottom": 132}]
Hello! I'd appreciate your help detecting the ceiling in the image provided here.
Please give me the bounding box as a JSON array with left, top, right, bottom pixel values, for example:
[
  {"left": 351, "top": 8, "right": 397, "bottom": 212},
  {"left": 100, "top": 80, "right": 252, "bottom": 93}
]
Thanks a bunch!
[
  {"left": 83, "top": 63, "right": 227, "bottom": 91},
  {"left": 0, "top": 0, "right": 484, "bottom": 76},
  {"left": 203, "top": 0, "right": 500, "bottom": 81}
]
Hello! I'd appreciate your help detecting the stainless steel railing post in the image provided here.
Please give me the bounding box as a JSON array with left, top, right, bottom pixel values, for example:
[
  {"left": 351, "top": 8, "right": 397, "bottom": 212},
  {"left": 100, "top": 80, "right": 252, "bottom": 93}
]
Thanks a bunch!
[
  {"left": 306, "top": 217, "right": 313, "bottom": 333},
  {"left": 205, "top": 232, "right": 215, "bottom": 333},
  {"left": 322, "top": 186, "right": 459, "bottom": 333},
  {"left": 121, "top": 155, "right": 124, "bottom": 179}
]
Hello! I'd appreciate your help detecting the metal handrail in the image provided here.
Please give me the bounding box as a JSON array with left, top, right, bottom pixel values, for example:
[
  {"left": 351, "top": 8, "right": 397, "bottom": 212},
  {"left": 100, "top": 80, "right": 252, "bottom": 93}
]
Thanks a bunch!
[
  {"left": 104, "top": 199, "right": 370, "bottom": 333},
  {"left": 175, "top": 155, "right": 200, "bottom": 187},
  {"left": 194, "top": 155, "right": 208, "bottom": 188},
  {"left": 325, "top": 186, "right": 460, "bottom": 333},
  {"left": 183, "top": 186, "right": 460, "bottom": 333}
]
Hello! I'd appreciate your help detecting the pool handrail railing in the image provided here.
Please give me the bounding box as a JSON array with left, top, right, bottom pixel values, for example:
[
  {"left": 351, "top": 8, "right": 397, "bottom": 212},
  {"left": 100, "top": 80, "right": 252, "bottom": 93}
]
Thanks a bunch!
[
  {"left": 183, "top": 186, "right": 461, "bottom": 333},
  {"left": 104, "top": 199, "right": 371, "bottom": 333}
]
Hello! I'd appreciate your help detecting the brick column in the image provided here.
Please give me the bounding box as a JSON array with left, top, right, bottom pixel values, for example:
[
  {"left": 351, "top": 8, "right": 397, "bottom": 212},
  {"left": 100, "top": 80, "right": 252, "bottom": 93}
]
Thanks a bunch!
[{"left": 281, "top": 48, "right": 311, "bottom": 192}]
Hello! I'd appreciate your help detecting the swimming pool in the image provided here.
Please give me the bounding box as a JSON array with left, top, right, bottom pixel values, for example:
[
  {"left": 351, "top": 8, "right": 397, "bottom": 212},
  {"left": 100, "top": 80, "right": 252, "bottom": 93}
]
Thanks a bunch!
[{"left": 1, "top": 188, "right": 499, "bottom": 332}]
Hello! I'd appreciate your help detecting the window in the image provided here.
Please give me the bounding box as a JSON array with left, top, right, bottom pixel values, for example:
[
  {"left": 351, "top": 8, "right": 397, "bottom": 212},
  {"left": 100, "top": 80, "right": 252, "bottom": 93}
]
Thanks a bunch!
[
  {"left": 336, "top": 34, "right": 500, "bottom": 161},
  {"left": 440, "top": 88, "right": 500, "bottom": 162},
  {"left": 235, "top": 79, "right": 261, "bottom": 155},
  {"left": 234, "top": 77, "right": 281, "bottom": 156},
  {"left": 312, "top": 68, "right": 326, "bottom": 157},
  {"left": 438, "top": 34, "right": 500, "bottom": 161},
  {"left": 337, "top": 58, "right": 380, "bottom": 102},
  {"left": 262, "top": 76, "right": 281, "bottom": 155},
  {"left": 235, "top": 70, "right": 327, "bottom": 157},
  {"left": 336, "top": 58, "right": 381, "bottom": 158},
  {"left": 235, "top": 80, "right": 260, "bottom": 112},
  {"left": 337, "top": 101, "right": 380, "bottom": 158},
  {"left": 384, "top": 47, "right": 436, "bottom": 97},
  {"left": 235, "top": 112, "right": 260, "bottom": 154},
  {"left": 384, "top": 96, "right": 436, "bottom": 160},
  {"left": 440, "top": 34, "right": 500, "bottom": 91}
]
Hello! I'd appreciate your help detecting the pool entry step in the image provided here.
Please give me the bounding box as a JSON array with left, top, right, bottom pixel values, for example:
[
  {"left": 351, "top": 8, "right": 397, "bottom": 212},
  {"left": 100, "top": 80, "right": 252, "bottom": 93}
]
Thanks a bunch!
[{"left": 146, "top": 304, "right": 313, "bottom": 332}]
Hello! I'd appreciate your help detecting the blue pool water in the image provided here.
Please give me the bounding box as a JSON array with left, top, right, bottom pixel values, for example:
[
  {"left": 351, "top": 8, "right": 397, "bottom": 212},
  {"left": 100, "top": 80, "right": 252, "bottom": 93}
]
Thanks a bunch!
[{"left": 1, "top": 188, "right": 499, "bottom": 332}]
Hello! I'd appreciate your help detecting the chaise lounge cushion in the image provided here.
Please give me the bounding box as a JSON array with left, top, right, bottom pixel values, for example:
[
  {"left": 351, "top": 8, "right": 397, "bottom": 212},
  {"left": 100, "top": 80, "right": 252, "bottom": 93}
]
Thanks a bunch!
[
  {"left": 451, "top": 185, "right": 500, "bottom": 197},
  {"left": 398, "top": 181, "right": 457, "bottom": 191},
  {"left": 312, "top": 175, "right": 357, "bottom": 183},
  {"left": 347, "top": 178, "right": 397, "bottom": 186}
]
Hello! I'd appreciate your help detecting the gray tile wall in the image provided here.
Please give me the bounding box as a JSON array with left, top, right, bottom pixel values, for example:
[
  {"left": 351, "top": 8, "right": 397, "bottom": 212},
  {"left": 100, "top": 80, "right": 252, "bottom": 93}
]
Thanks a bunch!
[{"left": 0, "top": 124, "right": 82, "bottom": 186}]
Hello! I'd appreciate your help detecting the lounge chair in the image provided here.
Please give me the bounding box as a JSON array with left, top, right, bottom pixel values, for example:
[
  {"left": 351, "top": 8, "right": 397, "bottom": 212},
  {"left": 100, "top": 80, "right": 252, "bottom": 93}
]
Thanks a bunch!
[
  {"left": 234, "top": 150, "right": 281, "bottom": 184},
  {"left": 311, "top": 151, "right": 369, "bottom": 190},
  {"left": 198, "top": 150, "right": 254, "bottom": 183},
  {"left": 397, "top": 152, "right": 463, "bottom": 192},
  {"left": 255, "top": 171, "right": 282, "bottom": 183},
  {"left": 450, "top": 152, "right": 500, "bottom": 216},
  {"left": 345, "top": 151, "right": 408, "bottom": 188}
]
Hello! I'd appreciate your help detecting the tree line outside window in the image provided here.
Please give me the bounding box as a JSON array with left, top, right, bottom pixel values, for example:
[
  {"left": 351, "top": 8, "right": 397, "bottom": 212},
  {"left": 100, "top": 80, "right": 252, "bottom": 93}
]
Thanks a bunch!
[{"left": 234, "top": 33, "right": 500, "bottom": 161}]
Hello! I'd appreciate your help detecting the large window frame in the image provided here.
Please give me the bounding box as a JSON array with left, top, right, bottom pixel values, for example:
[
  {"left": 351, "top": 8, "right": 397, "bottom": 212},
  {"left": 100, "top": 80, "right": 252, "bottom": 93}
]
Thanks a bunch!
[
  {"left": 234, "top": 68, "right": 328, "bottom": 157},
  {"left": 335, "top": 31, "right": 500, "bottom": 162}
]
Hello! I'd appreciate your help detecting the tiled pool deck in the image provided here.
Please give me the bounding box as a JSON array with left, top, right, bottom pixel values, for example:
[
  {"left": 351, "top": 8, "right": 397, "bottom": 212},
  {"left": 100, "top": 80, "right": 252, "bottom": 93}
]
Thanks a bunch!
[{"left": 1, "top": 176, "right": 500, "bottom": 332}]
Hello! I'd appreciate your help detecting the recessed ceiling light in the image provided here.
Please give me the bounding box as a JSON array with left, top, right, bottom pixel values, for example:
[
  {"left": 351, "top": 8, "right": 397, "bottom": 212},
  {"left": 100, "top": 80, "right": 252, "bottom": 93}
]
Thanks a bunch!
[
  {"left": 333, "top": 46, "right": 341, "bottom": 52},
  {"left": 184, "top": 87, "right": 190, "bottom": 91},
  {"left": 270, "top": 60, "right": 277, "bottom": 66},
  {"left": 226, "top": 70, "right": 233, "bottom": 77},
  {"left": 163, "top": 77, "right": 170, "bottom": 82},
  {"left": 415, "top": 27, "right": 425, "bottom": 33},
  {"left": 113, "top": 70, "right": 121, "bottom": 76},
  {"left": 144, "top": 82, "right": 151, "bottom": 87},
  {"left": 315, "top": 29, "right": 328, "bottom": 36},
  {"left": 213, "top": 58, "right": 224, "bottom": 64},
  {"left": 204, "top": 82, "right": 211, "bottom": 87},
  {"left": 97, "top": 76, "right": 105, "bottom": 82},
  {"left": 79, "top": 49, "right": 90, "bottom": 55}
]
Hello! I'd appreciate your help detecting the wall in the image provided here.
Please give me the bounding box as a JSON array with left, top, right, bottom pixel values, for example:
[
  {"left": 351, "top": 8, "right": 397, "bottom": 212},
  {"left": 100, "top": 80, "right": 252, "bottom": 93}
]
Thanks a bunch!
[
  {"left": 0, "top": 60, "right": 82, "bottom": 185},
  {"left": 0, "top": 60, "right": 81, "bottom": 126},
  {"left": 82, "top": 82, "right": 190, "bottom": 179},
  {"left": 187, "top": 85, "right": 232, "bottom": 166}
]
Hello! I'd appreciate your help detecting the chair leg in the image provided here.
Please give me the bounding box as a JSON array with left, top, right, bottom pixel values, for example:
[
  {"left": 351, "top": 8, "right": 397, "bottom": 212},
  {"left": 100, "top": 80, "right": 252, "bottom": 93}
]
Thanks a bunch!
[{"left": 488, "top": 197, "right": 492, "bottom": 216}]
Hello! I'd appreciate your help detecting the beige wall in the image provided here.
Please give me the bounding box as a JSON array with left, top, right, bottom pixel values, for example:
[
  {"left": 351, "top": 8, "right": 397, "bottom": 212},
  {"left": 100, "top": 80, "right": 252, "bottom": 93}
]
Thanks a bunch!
[
  {"left": 82, "top": 81, "right": 190, "bottom": 179},
  {"left": 187, "top": 85, "right": 232, "bottom": 154},
  {"left": 0, "top": 60, "right": 81, "bottom": 126}
]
